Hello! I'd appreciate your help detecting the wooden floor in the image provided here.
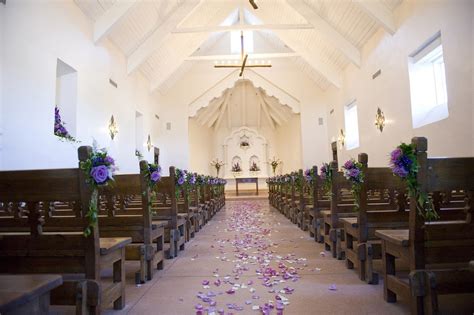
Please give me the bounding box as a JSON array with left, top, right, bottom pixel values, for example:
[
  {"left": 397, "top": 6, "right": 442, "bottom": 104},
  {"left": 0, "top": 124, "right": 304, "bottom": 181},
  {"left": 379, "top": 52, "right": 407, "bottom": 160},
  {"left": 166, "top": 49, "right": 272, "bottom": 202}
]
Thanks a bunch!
[{"left": 52, "top": 199, "right": 473, "bottom": 314}]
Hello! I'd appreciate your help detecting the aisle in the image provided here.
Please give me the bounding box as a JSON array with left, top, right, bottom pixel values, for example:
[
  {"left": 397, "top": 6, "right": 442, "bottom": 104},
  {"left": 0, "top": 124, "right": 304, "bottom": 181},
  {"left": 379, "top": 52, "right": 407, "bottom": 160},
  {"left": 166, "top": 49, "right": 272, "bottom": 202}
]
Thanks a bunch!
[{"left": 117, "top": 200, "right": 409, "bottom": 315}]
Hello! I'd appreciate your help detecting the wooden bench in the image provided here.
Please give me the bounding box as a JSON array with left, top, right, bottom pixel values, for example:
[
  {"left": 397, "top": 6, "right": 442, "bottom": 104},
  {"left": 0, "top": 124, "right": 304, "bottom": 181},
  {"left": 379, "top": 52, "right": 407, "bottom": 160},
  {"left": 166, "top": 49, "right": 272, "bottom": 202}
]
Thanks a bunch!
[
  {"left": 321, "top": 161, "right": 359, "bottom": 259},
  {"left": 341, "top": 153, "right": 409, "bottom": 284},
  {"left": 0, "top": 146, "right": 131, "bottom": 314},
  {"left": 0, "top": 274, "right": 63, "bottom": 315},
  {"left": 99, "top": 161, "right": 166, "bottom": 284},
  {"left": 152, "top": 166, "right": 186, "bottom": 259},
  {"left": 375, "top": 137, "right": 474, "bottom": 314}
]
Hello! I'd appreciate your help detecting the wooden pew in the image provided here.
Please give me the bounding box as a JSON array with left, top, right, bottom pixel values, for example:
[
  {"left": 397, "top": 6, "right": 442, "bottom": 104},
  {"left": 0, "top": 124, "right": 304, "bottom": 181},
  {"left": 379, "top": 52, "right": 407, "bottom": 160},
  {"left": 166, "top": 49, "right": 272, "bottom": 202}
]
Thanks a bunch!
[
  {"left": 99, "top": 160, "right": 166, "bottom": 284},
  {"left": 341, "top": 153, "right": 409, "bottom": 284},
  {"left": 152, "top": 167, "right": 186, "bottom": 259},
  {"left": 304, "top": 166, "right": 331, "bottom": 242},
  {"left": 0, "top": 146, "right": 131, "bottom": 314},
  {"left": 0, "top": 274, "right": 63, "bottom": 315},
  {"left": 375, "top": 137, "right": 474, "bottom": 314},
  {"left": 321, "top": 161, "right": 358, "bottom": 259}
]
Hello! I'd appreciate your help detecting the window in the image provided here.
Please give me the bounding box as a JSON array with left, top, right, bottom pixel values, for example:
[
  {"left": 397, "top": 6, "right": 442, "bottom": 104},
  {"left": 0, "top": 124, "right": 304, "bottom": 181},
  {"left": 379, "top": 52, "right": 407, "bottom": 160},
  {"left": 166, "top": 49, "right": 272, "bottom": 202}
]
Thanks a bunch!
[
  {"left": 344, "top": 101, "right": 360, "bottom": 150},
  {"left": 231, "top": 31, "right": 253, "bottom": 54},
  {"left": 54, "top": 59, "right": 77, "bottom": 140},
  {"left": 408, "top": 32, "right": 449, "bottom": 128}
]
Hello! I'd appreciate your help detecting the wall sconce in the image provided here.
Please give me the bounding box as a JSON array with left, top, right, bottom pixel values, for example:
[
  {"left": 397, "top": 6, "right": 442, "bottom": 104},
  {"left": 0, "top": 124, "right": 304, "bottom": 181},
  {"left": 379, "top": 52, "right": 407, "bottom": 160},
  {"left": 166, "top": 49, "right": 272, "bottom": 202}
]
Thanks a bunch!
[
  {"left": 108, "top": 115, "right": 118, "bottom": 140},
  {"left": 375, "top": 107, "right": 385, "bottom": 132},
  {"left": 146, "top": 134, "right": 152, "bottom": 152},
  {"left": 337, "top": 129, "right": 345, "bottom": 148}
]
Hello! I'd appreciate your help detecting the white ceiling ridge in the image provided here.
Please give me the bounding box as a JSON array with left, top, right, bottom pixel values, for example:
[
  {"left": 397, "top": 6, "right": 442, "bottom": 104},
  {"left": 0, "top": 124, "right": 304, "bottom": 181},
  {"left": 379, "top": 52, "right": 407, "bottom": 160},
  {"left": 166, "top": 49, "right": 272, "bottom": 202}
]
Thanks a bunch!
[
  {"left": 188, "top": 69, "right": 300, "bottom": 118},
  {"left": 186, "top": 52, "right": 299, "bottom": 61},
  {"left": 171, "top": 23, "right": 315, "bottom": 33}
]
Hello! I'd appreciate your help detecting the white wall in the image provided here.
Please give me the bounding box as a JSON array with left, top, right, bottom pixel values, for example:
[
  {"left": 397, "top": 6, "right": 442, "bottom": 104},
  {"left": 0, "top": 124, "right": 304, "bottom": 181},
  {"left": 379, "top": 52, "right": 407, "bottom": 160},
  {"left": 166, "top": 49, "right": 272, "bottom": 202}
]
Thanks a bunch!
[
  {"left": 326, "top": 0, "right": 474, "bottom": 167},
  {"left": 275, "top": 114, "right": 303, "bottom": 173},
  {"left": 0, "top": 2, "right": 4, "bottom": 167},
  {"left": 188, "top": 117, "right": 214, "bottom": 175},
  {"left": 1, "top": 0, "right": 160, "bottom": 173}
]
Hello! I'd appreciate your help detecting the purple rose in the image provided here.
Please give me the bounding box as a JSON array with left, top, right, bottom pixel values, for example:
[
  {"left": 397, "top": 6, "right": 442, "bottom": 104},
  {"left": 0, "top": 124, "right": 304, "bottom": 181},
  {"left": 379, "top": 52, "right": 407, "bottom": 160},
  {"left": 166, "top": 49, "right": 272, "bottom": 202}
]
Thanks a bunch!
[
  {"left": 344, "top": 160, "right": 354, "bottom": 169},
  {"left": 91, "top": 165, "right": 109, "bottom": 184},
  {"left": 177, "top": 176, "right": 185, "bottom": 185},
  {"left": 150, "top": 171, "right": 161, "bottom": 182},
  {"left": 393, "top": 166, "right": 408, "bottom": 178},
  {"left": 104, "top": 156, "right": 115, "bottom": 165},
  {"left": 390, "top": 148, "right": 402, "bottom": 162},
  {"left": 349, "top": 168, "right": 360, "bottom": 178}
]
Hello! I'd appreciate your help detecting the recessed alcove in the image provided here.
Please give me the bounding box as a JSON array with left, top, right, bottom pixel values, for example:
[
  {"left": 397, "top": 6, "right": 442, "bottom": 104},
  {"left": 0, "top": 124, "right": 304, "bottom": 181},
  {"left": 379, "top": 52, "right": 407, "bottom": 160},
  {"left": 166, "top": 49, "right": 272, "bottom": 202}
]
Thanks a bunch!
[{"left": 54, "top": 59, "right": 77, "bottom": 140}]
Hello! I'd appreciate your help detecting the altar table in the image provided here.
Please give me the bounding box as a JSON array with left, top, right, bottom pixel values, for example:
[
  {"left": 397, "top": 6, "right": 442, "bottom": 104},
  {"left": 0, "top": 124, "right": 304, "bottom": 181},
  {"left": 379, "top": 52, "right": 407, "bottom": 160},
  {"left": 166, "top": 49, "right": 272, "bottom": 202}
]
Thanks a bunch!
[{"left": 235, "top": 177, "right": 259, "bottom": 196}]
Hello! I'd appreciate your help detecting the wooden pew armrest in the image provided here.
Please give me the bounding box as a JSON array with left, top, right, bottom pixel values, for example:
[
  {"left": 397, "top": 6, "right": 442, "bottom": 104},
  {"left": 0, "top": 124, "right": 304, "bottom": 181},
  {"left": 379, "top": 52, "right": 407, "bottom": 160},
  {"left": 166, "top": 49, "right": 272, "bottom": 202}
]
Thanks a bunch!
[
  {"left": 99, "top": 237, "right": 132, "bottom": 255},
  {"left": 375, "top": 229, "right": 409, "bottom": 247}
]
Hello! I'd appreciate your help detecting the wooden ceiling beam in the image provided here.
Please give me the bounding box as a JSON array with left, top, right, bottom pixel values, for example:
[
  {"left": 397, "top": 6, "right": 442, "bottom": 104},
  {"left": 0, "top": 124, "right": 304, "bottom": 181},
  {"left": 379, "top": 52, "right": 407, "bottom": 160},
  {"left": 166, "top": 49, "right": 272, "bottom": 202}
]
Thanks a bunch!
[
  {"left": 172, "top": 23, "right": 314, "bottom": 34},
  {"left": 93, "top": 0, "right": 138, "bottom": 43}
]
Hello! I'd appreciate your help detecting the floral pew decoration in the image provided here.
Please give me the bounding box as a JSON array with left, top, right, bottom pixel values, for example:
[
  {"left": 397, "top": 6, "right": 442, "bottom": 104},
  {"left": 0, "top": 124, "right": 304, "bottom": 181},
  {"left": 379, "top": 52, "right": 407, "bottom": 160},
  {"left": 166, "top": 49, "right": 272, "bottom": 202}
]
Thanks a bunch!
[
  {"left": 342, "top": 159, "right": 364, "bottom": 211},
  {"left": 142, "top": 163, "right": 162, "bottom": 214},
  {"left": 320, "top": 163, "right": 333, "bottom": 194},
  {"left": 79, "top": 142, "right": 117, "bottom": 236},
  {"left": 389, "top": 143, "right": 439, "bottom": 220}
]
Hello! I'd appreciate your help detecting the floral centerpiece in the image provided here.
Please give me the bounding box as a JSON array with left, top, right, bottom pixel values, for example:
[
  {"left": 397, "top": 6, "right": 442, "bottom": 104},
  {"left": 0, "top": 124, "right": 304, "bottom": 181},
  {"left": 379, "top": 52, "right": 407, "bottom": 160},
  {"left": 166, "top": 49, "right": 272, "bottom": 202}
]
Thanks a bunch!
[
  {"left": 389, "top": 143, "right": 438, "bottom": 220},
  {"left": 342, "top": 159, "right": 364, "bottom": 211},
  {"left": 54, "top": 106, "right": 78, "bottom": 143},
  {"left": 80, "top": 143, "right": 117, "bottom": 236},
  {"left": 269, "top": 157, "right": 282, "bottom": 176},
  {"left": 210, "top": 159, "right": 225, "bottom": 177}
]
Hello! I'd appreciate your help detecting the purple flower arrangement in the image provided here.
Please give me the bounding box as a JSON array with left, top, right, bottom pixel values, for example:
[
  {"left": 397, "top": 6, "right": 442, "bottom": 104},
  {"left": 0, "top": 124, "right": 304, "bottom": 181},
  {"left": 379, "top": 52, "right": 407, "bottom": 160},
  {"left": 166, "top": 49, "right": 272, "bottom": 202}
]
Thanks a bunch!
[
  {"left": 249, "top": 161, "right": 260, "bottom": 172},
  {"left": 389, "top": 143, "right": 438, "bottom": 220},
  {"left": 342, "top": 159, "right": 364, "bottom": 211},
  {"left": 81, "top": 149, "right": 116, "bottom": 187},
  {"left": 79, "top": 145, "right": 117, "bottom": 236},
  {"left": 175, "top": 168, "right": 187, "bottom": 186},
  {"left": 319, "top": 163, "right": 332, "bottom": 193},
  {"left": 54, "top": 106, "right": 78, "bottom": 142},
  {"left": 389, "top": 144, "right": 417, "bottom": 179},
  {"left": 232, "top": 162, "right": 242, "bottom": 173},
  {"left": 144, "top": 163, "right": 161, "bottom": 188},
  {"left": 342, "top": 159, "right": 364, "bottom": 184}
]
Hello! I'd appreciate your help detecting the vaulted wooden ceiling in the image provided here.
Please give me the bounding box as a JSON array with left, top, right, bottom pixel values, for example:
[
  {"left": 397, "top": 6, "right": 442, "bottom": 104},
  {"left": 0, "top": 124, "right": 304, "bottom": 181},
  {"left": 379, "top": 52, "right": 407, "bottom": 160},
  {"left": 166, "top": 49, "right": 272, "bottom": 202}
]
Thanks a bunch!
[
  {"left": 74, "top": 0, "right": 402, "bottom": 93},
  {"left": 194, "top": 79, "right": 295, "bottom": 130}
]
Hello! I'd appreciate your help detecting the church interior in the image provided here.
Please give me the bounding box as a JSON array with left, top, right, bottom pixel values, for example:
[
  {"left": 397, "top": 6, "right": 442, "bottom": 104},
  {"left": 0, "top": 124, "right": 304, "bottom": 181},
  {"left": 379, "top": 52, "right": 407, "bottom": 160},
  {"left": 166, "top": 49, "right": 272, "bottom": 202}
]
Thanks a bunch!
[{"left": 0, "top": 0, "right": 473, "bottom": 314}]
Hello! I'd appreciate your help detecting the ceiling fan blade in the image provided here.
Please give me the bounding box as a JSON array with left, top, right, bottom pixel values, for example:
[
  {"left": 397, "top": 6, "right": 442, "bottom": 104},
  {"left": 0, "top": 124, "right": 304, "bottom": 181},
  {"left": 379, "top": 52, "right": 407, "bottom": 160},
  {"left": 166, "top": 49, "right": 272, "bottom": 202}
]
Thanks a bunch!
[
  {"left": 239, "top": 54, "right": 249, "bottom": 77},
  {"left": 249, "top": 0, "right": 258, "bottom": 9}
]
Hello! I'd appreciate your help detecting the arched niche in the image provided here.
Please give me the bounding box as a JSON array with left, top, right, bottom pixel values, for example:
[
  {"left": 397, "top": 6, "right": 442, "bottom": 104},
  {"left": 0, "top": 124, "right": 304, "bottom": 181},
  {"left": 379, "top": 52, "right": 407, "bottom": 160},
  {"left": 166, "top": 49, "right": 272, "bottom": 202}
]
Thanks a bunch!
[{"left": 223, "top": 127, "right": 268, "bottom": 178}]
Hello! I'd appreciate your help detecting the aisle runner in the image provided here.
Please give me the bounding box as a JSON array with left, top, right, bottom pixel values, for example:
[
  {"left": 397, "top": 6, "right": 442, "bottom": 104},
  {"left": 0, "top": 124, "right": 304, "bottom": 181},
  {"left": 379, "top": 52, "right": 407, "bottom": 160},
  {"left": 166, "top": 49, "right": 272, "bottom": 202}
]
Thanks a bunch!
[{"left": 194, "top": 201, "right": 314, "bottom": 315}]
